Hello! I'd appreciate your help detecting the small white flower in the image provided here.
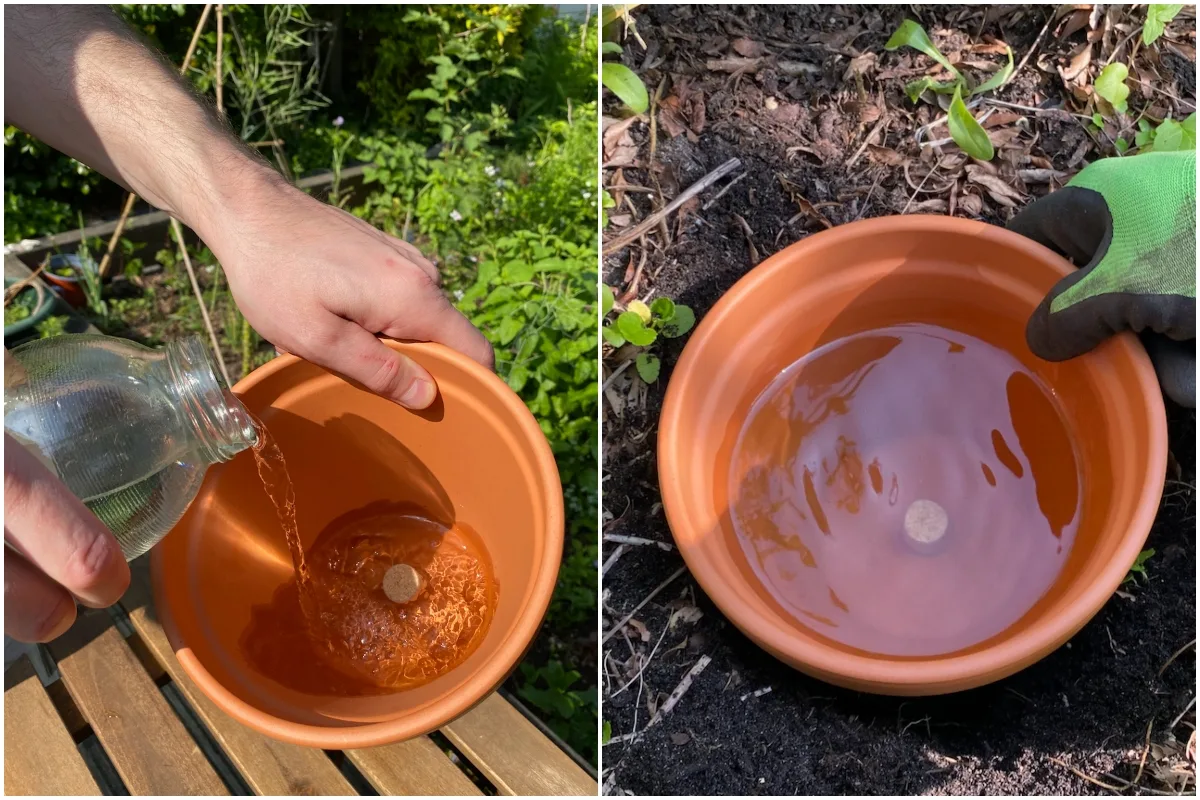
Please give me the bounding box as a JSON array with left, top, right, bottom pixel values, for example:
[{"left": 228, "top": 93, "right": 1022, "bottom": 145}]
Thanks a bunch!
[
  {"left": 453, "top": 289, "right": 464, "bottom": 301},
  {"left": 484, "top": 165, "right": 497, "bottom": 177},
  {"left": 495, "top": 178, "right": 505, "bottom": 187},
  {"left": 582, "top": 191, "right": 591, "bottom": 199},
  {"left": 469, "top": 255, "right": 478, "bottom": 263},
  {"left": 333, "top": 116, "right": 344, "bottom": 127},
  {"left": 450, "top": 209, "right": 463, "bottom": 222}
]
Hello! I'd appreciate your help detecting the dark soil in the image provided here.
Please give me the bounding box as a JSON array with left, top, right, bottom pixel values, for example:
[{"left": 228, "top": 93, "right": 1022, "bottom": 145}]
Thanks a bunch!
[{"left": 602, "top": 5, "right": 1196, "bottom": 795}]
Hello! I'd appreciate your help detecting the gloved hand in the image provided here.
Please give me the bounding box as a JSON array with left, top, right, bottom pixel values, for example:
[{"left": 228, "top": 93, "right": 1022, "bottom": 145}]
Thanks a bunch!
[{"left": 1008, "top": 150, "right": 1196, "bottom": 407}]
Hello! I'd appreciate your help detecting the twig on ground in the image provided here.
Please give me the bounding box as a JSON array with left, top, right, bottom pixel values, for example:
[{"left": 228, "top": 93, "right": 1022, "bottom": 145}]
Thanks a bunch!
[
  {"left": 604, "top": 534, "right": 674, "bottom": 551},
  {"left": 603, "top": 358, "right": 634, "bottom": 392},
  {"left": 98, "top": 3, "right": 213, "bottom": 279},
  {"left": 1159, "top": 638, "right": 1196, "bottom": 676},
  {"left": 602, "top": 565, "right": 688, "bottom": 644},
  {"left": 902, "top": 165, "right": 941, "bottom": 214},
  {"left": 645, "top": 655, "right": 711, "bottom": 729},
  {"left": 740, "top": 686, "right": 772, "bottom": 701},
  {"left": 171, "top": 218, "right": 231, "bottom": 387},
  {"left": 1007, "top": 8, "right": 1055, "bottom": 89},
  {"left": 732, "top": 213, "right": 760, "bottom": 264},
  {"left": 1048, "top": 756, "right": 1127, "bottom": 792},
  {"left": 846, "top": 115, "right": 888, "bottom": 169},
  {"left": 702, "top": 171, "right": 747, "bottom": 210},
  {"left": 605, "top": 158, "right": 742, "bottom": 253},
  {"left": 602, "top": 544, "right": 628, "bottom": 575},
  {"left": 1133, "top": 720, "right": 1155, "bottom": 789},
  {"left": 612, "top": 622, "right": 672, "bottom": 696},
  {"left": 1130, "top": 78, "right": 1197, "bottom": 110},
  {"left": 1170, "top": 696, "right": 1196, "bottom": 731}
]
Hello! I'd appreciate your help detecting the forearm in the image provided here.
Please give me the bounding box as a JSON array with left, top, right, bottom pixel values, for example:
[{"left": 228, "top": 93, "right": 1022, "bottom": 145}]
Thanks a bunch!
[{"left": 3, "top": 5, "right": 284, "bottom": 242}]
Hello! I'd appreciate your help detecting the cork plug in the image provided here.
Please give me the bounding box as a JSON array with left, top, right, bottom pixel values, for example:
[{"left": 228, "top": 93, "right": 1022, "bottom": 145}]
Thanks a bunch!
[
  {"left": 383, "top": 563, "right": 426, "bottom": 604},
  {"left": 904, "top": 499, "right": 948, "bottom": 550}
]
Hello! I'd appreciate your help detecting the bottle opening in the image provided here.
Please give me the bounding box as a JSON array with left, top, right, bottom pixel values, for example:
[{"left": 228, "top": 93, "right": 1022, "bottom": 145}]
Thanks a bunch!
[{"left": 168, "top": 336, "right": 258, "bottom": 462}]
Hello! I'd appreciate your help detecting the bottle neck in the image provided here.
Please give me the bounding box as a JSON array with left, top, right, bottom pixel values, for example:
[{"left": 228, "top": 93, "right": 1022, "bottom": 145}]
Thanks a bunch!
[{"left": 165, "top": 336, "right": 257, "bottom": 463}]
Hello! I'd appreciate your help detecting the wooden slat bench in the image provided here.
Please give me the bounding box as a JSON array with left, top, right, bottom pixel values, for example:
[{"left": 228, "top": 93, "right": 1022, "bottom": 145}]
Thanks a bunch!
[{"left": 5, "top": 562, "right": 596, "bottom": 796}]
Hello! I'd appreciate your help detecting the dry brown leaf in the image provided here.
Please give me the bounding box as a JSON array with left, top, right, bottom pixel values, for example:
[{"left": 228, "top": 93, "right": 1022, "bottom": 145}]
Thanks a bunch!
[
  {"left": 1059, "top": 42, "right": 1092, "bottom": 83},
  {"left": 675, "top": 196, "right": 700, "bottom": 238},
  {"left": 732, "top": 37, "right": 765, "bottom": 58},
  {"left": 668, "top": 605, "right": 704, "bottom": 630},
  {"left": 659, "top": 102, "right": 689, "bottom": 139},
  {"left": 908, "top": 198, "right": 949, "bottom": 213},
  {"left": 1058, "top": 8, "right": 1092, "bottom": 40},
  {"left": 842, "top": 52, "right": 877, "bottom": 81},
  {"left": 958, "top": 192, "right": 984, "bottom": 216},
  {"left": 626, "top": 618, "right": 650, "bottom": 642},
  {"left": 966, "top": 165, "right": 1025, "bottom": 207},
  {"left": 603, "top": 115, "right": 641, "bottom": 166},
  {"left": 983, "top": 111, "right": 1025, "bottom": 129},
  {"left": 966, "top": 41, "right": 1011, "bottom": 55},
  {"left": 608, "top": 213, "right": 632, "bottom": 228},
  {"left": 867, "top": 145, "right": 907, "bottom": 166}
]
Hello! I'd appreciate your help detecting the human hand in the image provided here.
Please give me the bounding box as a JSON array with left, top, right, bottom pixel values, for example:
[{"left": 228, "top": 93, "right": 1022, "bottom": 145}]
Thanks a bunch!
[
  {"left": 1008, "top": 150, "right": 1196, "bottom": 407},
  {"left": 4, "top": 433, "right": 130, "bottom": 642},
  {"left": 200, "top": 176, "right": 494, "bottom": 409}
]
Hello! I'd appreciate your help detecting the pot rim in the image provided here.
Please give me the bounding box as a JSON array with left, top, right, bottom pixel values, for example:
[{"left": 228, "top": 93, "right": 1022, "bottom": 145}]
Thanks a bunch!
[
  {"left": 659, "top": 214, "right": 1167, "bottom": 693},
  {"left": 152, "top": 339, "right": 565, "bottom": 747},
  {"left": 4, "top": 277, "right": 54, "bottom": 338}
]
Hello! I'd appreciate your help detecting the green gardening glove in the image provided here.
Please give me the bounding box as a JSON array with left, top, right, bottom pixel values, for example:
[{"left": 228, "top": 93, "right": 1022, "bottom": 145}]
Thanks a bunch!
[{"left": 1008, "top": 150, "right": 1196, "bottom": 407}]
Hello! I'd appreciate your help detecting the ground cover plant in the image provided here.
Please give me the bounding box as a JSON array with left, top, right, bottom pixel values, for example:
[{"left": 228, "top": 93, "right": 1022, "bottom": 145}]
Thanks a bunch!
[
  {"left": 601, "top": 4, "right": 1195, "bottom": 794},
  {"left": 6, "top": 3, "right": 598, "bottom": 766}
]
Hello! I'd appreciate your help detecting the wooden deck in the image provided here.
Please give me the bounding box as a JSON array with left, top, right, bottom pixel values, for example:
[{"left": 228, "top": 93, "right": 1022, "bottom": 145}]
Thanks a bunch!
[{"left": 4, "top": 562, "right": 597, "bottom": 796}]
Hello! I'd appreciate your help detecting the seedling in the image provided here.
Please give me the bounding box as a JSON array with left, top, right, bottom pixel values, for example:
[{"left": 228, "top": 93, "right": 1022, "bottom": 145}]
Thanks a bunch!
[
  {"left": 1144, "top": 4, "right": 1184, "bottom": 45},
  {"left": 602, "top": 287, "right": 696, "bottom": 383},
  {"left": 601, "top": 54, "right": 649, "bottom": 114},
  {"left": 1123, "top": 548, "right": 1155, "bottom": 585},
  {"left": 884, "top": 19, "right": 1012, "bottom": 160},
  {"left": 1094, "top": 62, "right": 1131, "bottom": 114}
]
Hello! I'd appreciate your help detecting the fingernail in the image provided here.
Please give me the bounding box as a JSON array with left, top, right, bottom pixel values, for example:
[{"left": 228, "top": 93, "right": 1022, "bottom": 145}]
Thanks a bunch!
[{"left": 398, "top": 378, "right": 436, "bottom": 409}]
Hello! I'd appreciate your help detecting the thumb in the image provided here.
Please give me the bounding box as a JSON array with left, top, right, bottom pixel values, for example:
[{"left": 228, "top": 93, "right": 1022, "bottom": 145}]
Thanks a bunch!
[
  {"left": 1025, "top": 267, "right": 1122, "bottom": 362},
  {"left": 315, "top": 321, "right": 438, "bottom": 409}
]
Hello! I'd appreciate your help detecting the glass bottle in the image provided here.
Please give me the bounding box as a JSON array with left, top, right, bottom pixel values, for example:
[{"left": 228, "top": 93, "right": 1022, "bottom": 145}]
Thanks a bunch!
[{"left": 4, "top": 334, "right": 257, "bottom": 558}]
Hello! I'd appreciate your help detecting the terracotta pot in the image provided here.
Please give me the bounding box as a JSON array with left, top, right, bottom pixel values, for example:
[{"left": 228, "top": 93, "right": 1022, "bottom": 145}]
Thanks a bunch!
[
  {"left": 659, "top": 215, "right": 1166, "bottom": 695},
  {"left": 152, "top": 341, "right": 563, "bottom": 747},
  {"left": 42, "top": 254, "right": 87, "bottom": 309}
]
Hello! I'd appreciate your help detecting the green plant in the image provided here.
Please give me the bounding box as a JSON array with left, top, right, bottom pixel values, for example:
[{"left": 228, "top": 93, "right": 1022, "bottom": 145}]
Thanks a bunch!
[
  {"left": 601, "top": 60, "right": 648, "bottom": 114},
  {"left": 4, "top": 285, "right": 39, "bottom": 326},
  {"left": 1144, "top": 4, "right": 1184, "bottom": 45},
  {"left": 1095, "top": 62, "right": 1131, "bottom": 114},
  {"left": 1133, "top": 113, "right": 1197, "bottom": 152},
  {"left": 36, "top": 314, "right": 70, "bottom": 338},
  {"left": 885, "top": 19, "right": 1013, "bottom": 160},
  {"left": 74, "top": 222, "right": 107, "bottom": 320},
  {"left": 602, "top": 290, "right": 695, "bottom": 382},
  {"left": 1123, "top": 548, "right": 1156, "bottom": 584},
  {"left": 517, "top": 661, "right": 597, "bottom": 765}
]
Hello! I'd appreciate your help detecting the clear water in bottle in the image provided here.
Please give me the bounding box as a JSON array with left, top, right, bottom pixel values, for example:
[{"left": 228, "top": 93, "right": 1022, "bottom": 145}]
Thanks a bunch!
[{"left": 4, "top": 334, "right": 257, "bottom": 558}]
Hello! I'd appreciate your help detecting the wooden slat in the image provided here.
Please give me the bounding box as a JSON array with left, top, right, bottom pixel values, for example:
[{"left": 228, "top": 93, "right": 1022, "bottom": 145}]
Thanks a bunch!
[
  {"left": 48, "top": 610, "right": 228, "bottom": 796},
  {"left": 120, "top": 564, "right": 357, "bottom": 796},
  {"left": 442, "top": 693, "right": 596, "bottom": 796},
  {"left": 346, "top": 737, "right": 483, "bottom": 796},
  {"left": 4, "top": 655, "right": 101, "bottom": 796}
]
